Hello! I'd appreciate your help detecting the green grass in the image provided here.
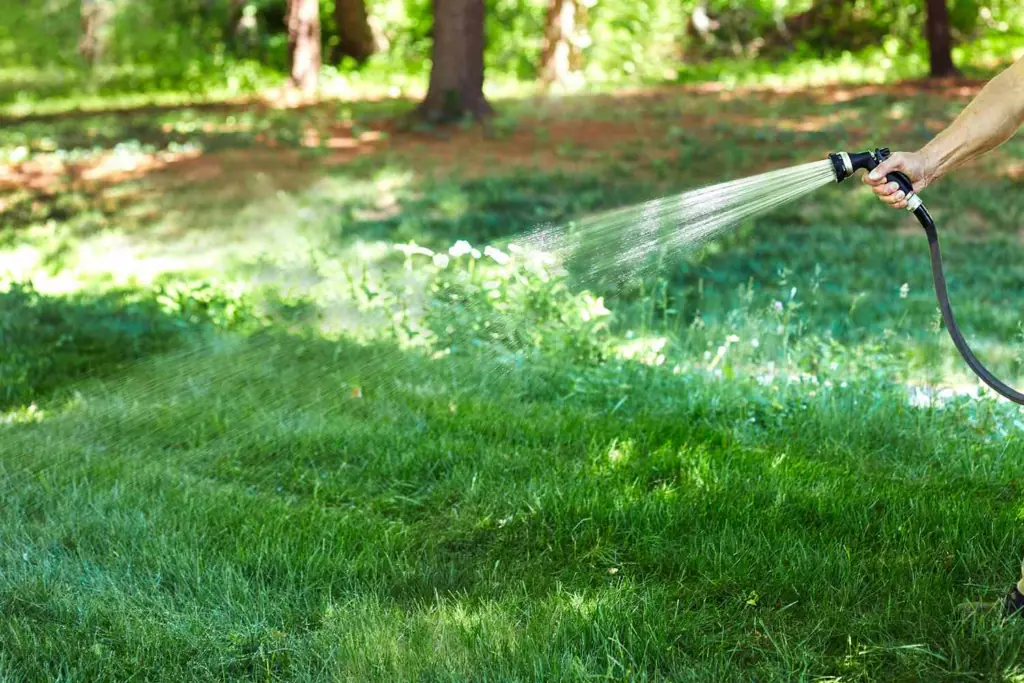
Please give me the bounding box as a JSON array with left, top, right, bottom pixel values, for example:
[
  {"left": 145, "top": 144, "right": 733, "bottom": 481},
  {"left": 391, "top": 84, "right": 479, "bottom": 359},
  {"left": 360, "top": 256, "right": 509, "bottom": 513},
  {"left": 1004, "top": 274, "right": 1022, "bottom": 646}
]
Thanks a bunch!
[
  {"left": 2, "top": 84, "right": 1024, "bottom": 680},
  {"left": 4, "top": 310, "right": 1024, "bottom": 680}
]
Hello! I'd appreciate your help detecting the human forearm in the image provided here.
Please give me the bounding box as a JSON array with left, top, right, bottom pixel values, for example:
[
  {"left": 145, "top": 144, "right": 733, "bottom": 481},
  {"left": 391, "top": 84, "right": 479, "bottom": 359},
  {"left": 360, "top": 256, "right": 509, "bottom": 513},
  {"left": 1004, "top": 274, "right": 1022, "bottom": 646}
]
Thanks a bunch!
[
  {"left": 865, "top": 58, "right": 1024, "bottom": 209},
  {"left": 919, "top": 58, "right": 1024, "bottom": 183}
]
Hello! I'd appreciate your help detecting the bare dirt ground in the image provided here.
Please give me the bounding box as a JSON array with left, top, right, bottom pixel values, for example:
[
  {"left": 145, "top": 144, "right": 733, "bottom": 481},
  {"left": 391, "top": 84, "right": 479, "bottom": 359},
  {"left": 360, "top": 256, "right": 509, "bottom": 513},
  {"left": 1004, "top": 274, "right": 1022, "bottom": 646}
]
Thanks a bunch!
[{"left": 1, "top": 79, "right": 1017, "bottom": 231}]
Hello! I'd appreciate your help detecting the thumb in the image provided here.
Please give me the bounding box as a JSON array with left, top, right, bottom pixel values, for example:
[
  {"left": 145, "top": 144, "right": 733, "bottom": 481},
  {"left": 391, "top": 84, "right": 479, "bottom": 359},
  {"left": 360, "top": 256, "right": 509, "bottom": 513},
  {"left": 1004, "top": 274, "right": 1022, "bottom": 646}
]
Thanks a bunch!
[{"left": 867, "top": 155, "right": 904, "bottom": 182}]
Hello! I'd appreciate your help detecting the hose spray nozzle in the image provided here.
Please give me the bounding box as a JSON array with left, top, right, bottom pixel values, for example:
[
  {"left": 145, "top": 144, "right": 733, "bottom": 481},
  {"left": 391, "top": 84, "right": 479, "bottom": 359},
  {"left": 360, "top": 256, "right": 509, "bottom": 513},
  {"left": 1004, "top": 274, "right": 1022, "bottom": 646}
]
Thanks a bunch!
[{"left": 828, "top": 148, "right": 922, "bottom": 211}]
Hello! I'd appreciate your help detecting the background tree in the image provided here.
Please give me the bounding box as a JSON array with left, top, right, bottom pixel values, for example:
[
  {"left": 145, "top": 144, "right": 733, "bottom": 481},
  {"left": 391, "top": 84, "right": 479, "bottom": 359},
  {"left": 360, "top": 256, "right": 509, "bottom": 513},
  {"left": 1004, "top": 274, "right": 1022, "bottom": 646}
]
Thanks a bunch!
[
  {"left": 225, "top": 0, "right": 254, "bottom": 51},
  {"left": 232, "top": 4, "right": 260, "bottom": 58},
  {"left": 79, "top": 0, "right": 109, "bottom": 66},
  {"left": 287, "top": 0, "right": 321, "bottom": 94},
  {"left": 925, "top": 0, "right": 958, "bottom": 78},
  {"left": 416, "top": 0, "right": 492, "bottom": 123},
  {"left": 332, "top": 0, "right": 376, "bottom": 65},
  {"left": 226, "top": 0, "right": 245, "bottom": 39},
  {"left": 538, "top": 0, "right": 584, "bottom": 90}
]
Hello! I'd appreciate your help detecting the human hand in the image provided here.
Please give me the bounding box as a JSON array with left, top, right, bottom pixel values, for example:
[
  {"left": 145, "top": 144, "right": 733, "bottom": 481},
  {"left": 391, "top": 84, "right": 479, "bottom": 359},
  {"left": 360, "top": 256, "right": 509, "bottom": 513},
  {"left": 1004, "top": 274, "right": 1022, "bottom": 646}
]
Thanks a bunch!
[{"left": 862, "top": 151, "right": 936, "bottom": 210}]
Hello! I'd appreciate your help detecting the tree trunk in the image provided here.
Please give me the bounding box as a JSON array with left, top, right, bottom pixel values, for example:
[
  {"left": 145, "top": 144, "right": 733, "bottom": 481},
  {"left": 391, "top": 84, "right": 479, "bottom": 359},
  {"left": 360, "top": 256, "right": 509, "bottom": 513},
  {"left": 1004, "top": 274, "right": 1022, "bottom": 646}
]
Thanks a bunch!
[
  {"left": 925, "top": 0, "right": 958, "bottom": 78},
  {"left": 287, "top": 0, "right": 321, "bottom": 95},
  {"left": 79, "top": 0, "right": 107, "bottom": 66},
  {"left": 332, "top": 0, "right": 376, "bottom": 65},
  {"left": 226, "top": 0, "right": 243, "bottom": 33},
  {"left": 226, "top": 0, "right": 258, "bottom": 56},
  {"left": 226, "top": 0, "right": 245, "bottom": 41},
  {"left": 538, "top": 0, "right": 581, "bottom": 90},
  {"left": 416, "top": 0, "right": 492, "bottom": 123},
  {"left": 681, "top": 3, "right": 714, "bottom": 60}
]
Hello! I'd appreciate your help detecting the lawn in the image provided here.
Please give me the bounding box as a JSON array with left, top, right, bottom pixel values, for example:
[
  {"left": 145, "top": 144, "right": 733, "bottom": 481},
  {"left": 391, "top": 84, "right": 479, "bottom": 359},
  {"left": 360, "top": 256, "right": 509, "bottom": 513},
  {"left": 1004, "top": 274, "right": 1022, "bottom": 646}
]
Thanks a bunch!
[{"left": 2, "top": 82, "right": 1024, "bottom": 680}]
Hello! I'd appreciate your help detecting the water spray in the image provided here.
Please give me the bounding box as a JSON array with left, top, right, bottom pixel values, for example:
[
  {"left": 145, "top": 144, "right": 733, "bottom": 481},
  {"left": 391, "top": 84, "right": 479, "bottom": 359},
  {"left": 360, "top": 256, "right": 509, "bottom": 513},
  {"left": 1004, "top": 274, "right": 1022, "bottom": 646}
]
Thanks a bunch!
[
  {"left": 555, "top": 147, "right": 1023, "bottom": 404},
  {"left": 830, "top": 147, "right": 1024, "bottom": 405}
]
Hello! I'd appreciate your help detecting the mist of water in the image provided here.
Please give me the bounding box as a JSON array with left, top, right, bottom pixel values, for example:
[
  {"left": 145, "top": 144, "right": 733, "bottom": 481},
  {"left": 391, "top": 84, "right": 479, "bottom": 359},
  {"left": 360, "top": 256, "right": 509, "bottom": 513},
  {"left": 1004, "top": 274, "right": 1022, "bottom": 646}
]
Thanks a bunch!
[{"left": 523, "top": 159, "right": 838, "bottom": 288}]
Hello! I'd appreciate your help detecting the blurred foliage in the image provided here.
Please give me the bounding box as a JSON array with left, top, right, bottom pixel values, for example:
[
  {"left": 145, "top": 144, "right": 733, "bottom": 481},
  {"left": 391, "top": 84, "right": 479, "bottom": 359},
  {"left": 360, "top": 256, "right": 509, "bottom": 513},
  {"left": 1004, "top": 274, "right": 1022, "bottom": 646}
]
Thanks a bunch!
[{"left": 1, "top": 0, "right": 1022, "bottom": 107}]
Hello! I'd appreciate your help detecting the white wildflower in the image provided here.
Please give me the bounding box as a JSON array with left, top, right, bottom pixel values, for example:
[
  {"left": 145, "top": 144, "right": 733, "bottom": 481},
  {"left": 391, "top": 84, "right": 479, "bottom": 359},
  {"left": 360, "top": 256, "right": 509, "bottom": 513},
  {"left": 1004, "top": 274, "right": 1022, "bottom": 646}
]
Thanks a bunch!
[
  {"left": 394, "top": 243, "right": 434, "bottom": 258},
  {"left": 449, "top": 240, "right": 473, "bottom": 257},
  {"left": 484, "top": 246, "right": 511, "bottom": 265},
  {"left": 433, "top": 253, "right": 450, "bottom": 268},
  {"left": 580, "top": 295, "right": 611, "bottom": 322}
]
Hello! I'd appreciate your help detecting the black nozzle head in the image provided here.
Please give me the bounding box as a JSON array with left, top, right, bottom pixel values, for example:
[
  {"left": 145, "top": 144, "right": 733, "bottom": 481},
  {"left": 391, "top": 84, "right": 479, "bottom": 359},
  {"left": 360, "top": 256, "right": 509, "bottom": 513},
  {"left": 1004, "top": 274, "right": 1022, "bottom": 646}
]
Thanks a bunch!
[
  {"left": 828, "top": 153, "right": 847, "bottom": 183},
  {"left": 829, "top": 148, "right": 891, "bottom": 183}
]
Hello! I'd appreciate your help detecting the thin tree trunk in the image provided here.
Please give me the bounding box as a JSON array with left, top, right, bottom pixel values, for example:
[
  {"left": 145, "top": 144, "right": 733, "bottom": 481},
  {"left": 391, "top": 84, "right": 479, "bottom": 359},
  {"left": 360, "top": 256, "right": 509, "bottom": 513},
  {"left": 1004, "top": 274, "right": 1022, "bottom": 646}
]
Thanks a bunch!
[
  {"left": 230, "top": 2, "right": 260, "bottom": 57},
  {"left": 538, "top": 0, "right": 580, "bottom": 90},
  {"left": 227, "top": 0, "right": 242, "bottom": 28},
  {"left": 681, "top": 2, "right": 718, "bottom": 60},
  {"left": 925, "top": 0, "right": 958, "bottom": 78},
  {"left": 287, "top": 0, "right": 321, "bottom": 95},
  {"left": 332, "top": 0, "right": 376, "bottom": 65},
  {"left": 226, "top": 0, "right": 245, "bottom": 42},
  {"left": 79, "top": 0, "right": 106, "bottom": 66},
  {"left": 416, "top": 0, "right": 492, "bottom": 123}
]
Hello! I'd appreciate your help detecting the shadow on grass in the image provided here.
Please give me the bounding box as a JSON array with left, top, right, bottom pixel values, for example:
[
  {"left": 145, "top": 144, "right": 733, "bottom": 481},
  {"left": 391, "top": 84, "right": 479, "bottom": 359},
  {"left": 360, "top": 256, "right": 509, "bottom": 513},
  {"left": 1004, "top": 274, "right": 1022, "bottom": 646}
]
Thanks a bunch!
[
  {"left": 3, "top": 307, "right": 1023, "bottom": 680},
  {"left": 2, "top": 212, "right": 1024, "bottom": 678},
  {"left": 0, "top": 282, "right": 205, "bottom": 411}
]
